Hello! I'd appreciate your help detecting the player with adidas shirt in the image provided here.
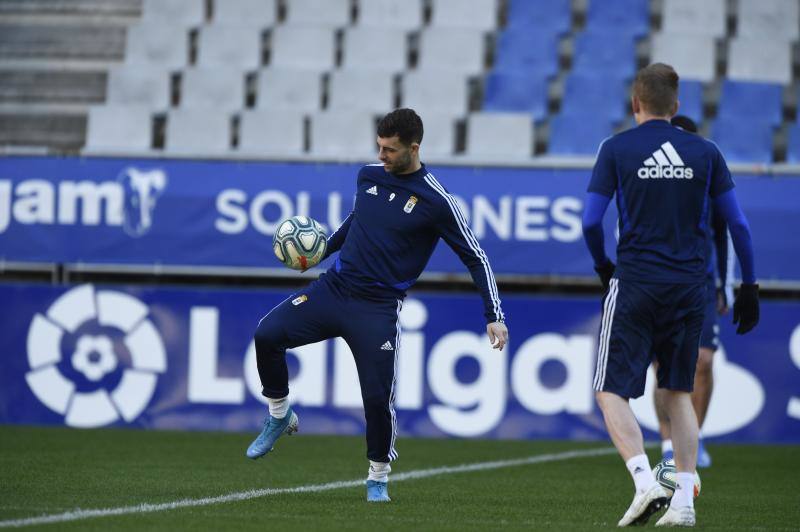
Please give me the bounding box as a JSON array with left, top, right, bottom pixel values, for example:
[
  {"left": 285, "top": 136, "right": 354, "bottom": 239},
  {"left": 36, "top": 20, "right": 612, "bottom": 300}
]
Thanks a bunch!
[
  {"left": 245, "top": 108, "right": 508, "bottom": 503},
  {"left": 581, "top": 64, "right": 759, "bottom": 527}
]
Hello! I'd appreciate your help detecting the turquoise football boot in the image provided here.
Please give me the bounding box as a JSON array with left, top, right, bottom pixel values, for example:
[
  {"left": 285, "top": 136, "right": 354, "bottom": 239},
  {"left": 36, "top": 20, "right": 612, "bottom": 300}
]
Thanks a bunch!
[
  {"left": 246, "top": 408, "right": 298, "bottom": 459},
  {"left": 366, "top": 480, "right": 390, "bottom": 502}
]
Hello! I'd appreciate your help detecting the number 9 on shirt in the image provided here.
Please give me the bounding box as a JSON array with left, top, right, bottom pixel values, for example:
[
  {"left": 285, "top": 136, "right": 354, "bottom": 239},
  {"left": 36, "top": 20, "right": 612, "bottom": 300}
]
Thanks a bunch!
[{"left": 273, "top": 216, "right": 327, "bottom": 271}]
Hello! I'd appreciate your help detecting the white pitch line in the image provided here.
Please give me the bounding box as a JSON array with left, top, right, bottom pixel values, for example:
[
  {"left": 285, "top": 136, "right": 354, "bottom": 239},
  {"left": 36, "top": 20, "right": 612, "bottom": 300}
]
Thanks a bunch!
[{"left": 0, "top": 446, "right": 616, "bottom": 529}]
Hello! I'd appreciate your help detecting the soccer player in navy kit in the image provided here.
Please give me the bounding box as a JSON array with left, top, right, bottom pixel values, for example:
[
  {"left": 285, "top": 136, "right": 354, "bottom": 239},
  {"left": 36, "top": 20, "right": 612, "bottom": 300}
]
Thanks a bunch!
[
  {"left": 581, "top": 64, "right": 759, "bottom": 527},
  {"left": 245, "top": 108, "right": 508, "bottom": 502}
]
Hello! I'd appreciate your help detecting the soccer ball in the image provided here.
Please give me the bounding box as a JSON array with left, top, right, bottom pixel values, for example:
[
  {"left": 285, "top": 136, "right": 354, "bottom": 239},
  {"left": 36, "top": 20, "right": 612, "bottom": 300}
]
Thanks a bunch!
[
  {"left": 652, "top": 458, "right": 701, "bottom": 498},
  {"left": 272, "top": 216, "right": 327, "bottom": 270}
]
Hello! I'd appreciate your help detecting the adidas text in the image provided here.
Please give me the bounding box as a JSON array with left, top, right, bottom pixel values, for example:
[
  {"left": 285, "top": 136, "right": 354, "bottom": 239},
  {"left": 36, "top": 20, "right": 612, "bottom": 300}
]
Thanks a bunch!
[{"left": 637, "top": 166, "right": 694, "bottom": 179}]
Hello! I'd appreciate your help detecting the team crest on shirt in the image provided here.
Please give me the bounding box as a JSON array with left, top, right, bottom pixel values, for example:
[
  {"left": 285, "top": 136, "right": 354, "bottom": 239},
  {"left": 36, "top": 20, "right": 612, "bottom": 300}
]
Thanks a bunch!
[
  {"left": 292, "top": 295, "right": 308, "bottom": 306},
  {"left": 403, "top": 195, "right": 418, "bottom": 213}
]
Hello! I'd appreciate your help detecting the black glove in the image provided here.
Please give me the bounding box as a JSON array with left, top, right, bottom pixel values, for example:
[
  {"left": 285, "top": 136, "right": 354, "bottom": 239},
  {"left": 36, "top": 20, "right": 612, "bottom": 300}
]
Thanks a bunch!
[
  {"left": 594, "top": 260, "right": 615, "bottom": 290},
  {"left": 733, "top": 283, "right": 759, "bottom": 334}
]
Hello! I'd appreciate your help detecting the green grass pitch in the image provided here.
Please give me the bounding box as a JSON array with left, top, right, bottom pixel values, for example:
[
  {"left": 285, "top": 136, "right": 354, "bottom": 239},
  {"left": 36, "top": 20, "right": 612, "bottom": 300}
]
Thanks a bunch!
[{"left": 0, "top": 426, "right": 798, "bottom": 530}]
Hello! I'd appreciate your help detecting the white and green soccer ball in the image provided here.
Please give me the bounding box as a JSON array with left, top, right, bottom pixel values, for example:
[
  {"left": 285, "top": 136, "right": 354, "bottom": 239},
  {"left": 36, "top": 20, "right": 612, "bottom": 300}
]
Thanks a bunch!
[
  {"left": 652, "top": 458, "right": 701, "bottom": 498},
  {"left": 272, "top": 216, "right": 327, "bottom": 271}
]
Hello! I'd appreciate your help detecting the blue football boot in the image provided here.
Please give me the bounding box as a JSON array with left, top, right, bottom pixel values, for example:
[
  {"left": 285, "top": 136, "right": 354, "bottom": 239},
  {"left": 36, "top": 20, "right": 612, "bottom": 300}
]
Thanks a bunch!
[
  {"left": 697, "top": 438, "right": 712, "bottom": 468},
  {"left": 246, "top": 408, "right": 299, "bottom": 460},
  {"left": 366, "top": 480, "right": 391, "bottom": 502}
]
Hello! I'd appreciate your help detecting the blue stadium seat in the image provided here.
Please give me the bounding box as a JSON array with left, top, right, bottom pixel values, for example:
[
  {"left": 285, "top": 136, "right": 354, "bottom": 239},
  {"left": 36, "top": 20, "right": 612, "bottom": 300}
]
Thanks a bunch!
[
  {"left": 585, "top": 0, "right": 650, "bottom": 38},
  {"left": 711, "top": 117, "right": 774, "bottom": 164},
  {"left": 717, "top": 80, "right": 783, "bottom": 127},
  {"left": 785, "top": 123, "right": 800, "bottom": 164},
  {"left": 482, "top": 71, "right": 550, "bottom": 121},
  {"left": 505, "top": 0, "right": 572, "bottom": 36},
  {"left": 677, "top": 80, "right": 704, "bottom": 124},
  {"left": 547, "top": 113, "right": 615, "bottom": 156},
  {"left": 571, "top": 31, "right": 638, "bottom": 81},
  {"left": 561, "top": 73, "right": 628, "bottom": 123},
  {"left": 492, "top": 30, "right": 559, "bottom": 79}
]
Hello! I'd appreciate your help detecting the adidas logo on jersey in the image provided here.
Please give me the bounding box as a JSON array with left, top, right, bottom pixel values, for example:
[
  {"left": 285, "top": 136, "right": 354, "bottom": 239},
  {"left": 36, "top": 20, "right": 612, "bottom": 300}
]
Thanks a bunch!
[
  {"left": 380, "top": 341, "right": 394, "bottom": 351},
  {"left": 637, "top": 141, "right": 694, "bottom": 179},
  {"left": 366, "top": 186, "right": 378, "bottom": 195}
]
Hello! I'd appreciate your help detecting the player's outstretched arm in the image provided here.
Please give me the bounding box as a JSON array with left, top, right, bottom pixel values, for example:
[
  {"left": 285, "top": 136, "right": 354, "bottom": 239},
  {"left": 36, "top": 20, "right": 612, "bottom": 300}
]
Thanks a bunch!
[
  {"left": 322, "top": 211, "right": 353, "bottom": 260},
  {"left": 487, "top": 321, "right": 508, "bottom": 351},
  {"left": 582, "top": 192, "right": 614, "bottom": 289},
  {"left": 712, "top": 189, "right": 758, "bottom": 334}
]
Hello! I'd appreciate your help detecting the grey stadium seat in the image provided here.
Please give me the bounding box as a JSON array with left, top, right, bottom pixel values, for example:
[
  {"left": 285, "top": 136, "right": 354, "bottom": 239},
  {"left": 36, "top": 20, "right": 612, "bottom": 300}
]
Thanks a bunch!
[
  {"left": 284, "top": 0, "right": 351, "bottom": 28},
  {"left": 327, "top": 70, "right": 394, "bottom": 113},
  {"left": 418, "top": 112, "right": 456, "bottom": 158},
  {"left": 106, "top": 66, "right": 171, "bottom": 110},
  {"left": 417, "top": 28, "right": 486, "bottom": 75},
  {"left": 165, "top": 108, "right": 231, "bottom": 154},
  {"left": 125, "top": 24, "right": 189, "bottom": 69},
  {"left": 238, "top": 109, "right": 305, "bottom": 156},
  {"left": 357, "top": 0, "right": 423, "bottom": 30},
  {"left": 212, "top": 0, "right": 277, "bottom": 28},
  {"left": 180, "top": 67, "right": 246, "bottom": 110},
  {"left": 269, "top": 26, "right": 336, "bottom": 71},
  {"left": 85, "top": 105, "right": 152, "bottom": 153},
  {"left": 727, "top": 37, "right": 792, "bottom": 85},
  {"left": 661, "top": 0, "right": 726, "bottom": 37},
  {"left": 737, "top": 0, "right": 799, "bottom": 41},
  {"left": 196, "top": 25, "right": 262, "bottom": 70},
  {"left": 255, "top": 68, "right": 322, "bottom": 112},
  {"left": 429, "top": 0, "right": 499, "bottom": 31},
  {"left": 342, "top": 27, "right": 408, "bottom": 73},
  {"left": 142, "top": 0, "right": 205, "bottom": 28},
  {"left": 402, "top": 70, "right": 469, "bottom": 118},
  {"left": 310, "top": 111, "right": 375, "bottom": 158},
  {"left": 650, "top": 33, "right": 716, "bottom": 83},
  {"left": 465, "top": 112, "right": 533, "bottom": 160}
]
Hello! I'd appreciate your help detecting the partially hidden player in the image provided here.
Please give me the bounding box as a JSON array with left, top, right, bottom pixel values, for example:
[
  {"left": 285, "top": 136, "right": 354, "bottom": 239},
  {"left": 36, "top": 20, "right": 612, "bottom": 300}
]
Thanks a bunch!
[
  {"left": 581, "top": 64, "right": 759, "bottom": 527},
  {"left": 245, "top": 108, "right": 508, "bottom": 503}
]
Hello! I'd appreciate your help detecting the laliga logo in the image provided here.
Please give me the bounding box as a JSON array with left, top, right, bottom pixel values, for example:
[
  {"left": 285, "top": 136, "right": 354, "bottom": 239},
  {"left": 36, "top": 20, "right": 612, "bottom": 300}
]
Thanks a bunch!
[
  {"left": 119, "top": 167, "right": 167, "bottom": 237},
  {"left": 25, "top": 285, "right": 166, "bottom": 428}
]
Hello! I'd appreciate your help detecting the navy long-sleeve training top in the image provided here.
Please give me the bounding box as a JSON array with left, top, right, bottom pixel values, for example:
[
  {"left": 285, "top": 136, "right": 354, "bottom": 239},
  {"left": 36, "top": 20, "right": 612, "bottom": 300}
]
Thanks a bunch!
[{"left": 324, "top": 163, "right": 504, "bottom": 324}]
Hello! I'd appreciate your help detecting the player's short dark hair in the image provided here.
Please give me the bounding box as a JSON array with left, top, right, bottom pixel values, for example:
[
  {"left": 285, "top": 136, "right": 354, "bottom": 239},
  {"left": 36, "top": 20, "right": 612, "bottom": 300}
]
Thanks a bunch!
[
  {"left": 377, "top": 108, "right": 424, "bottom": 146},
  {"left": 671, "top": 115, "right": 698, "bottom": 133},
  {"left": 633, "top": 63, "right": 679, "bottom": 117}
]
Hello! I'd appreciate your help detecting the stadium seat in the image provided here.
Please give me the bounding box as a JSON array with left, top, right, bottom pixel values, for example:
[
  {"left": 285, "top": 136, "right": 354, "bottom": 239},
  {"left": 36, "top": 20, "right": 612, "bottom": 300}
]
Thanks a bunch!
[
  {"left": 492, "top": 30, "right": 559, "bottom": 80},
  {"left": 661, "top": 0, "right": 726, "bottom": 37},
  {"left": 717, "top": 80, "right": 783, "bottom": 127},
  {"left": 255, "top": 68, "right": 322, "bottom": 112},
  {"left": 106, "top": 66, "right": 170, "bottom": 110},
  {"left": 142, "top": 0, "right": 205, "bottom": 28},
  {"left": 402, "top": 70, "right": 468, "bottom": 118},
  {"left": 357, "top": 0, "right": 423, "bottom": 30},
  {"left": 418, "top": 112, "right": 457, "bottom": 158},
  {"left": 429, "top": 0, "right": 499, "bottom": 31},
  {"left": 309, "top": 111, "right": 375, "bottom": 158},
  {"left": 85, "top": 105, "right": 152, "bottom": 152},
  {"left": 584, "top": 0, "right": 649, "bottom": 38},
  {"left": 284, "top": 0, "right": 351, "bottom": 28},
  {"left": 505, "top": 0, "right": 572, "bottom": 36},
  {"left": 165, "top": 108, "right": 231, "bottom": 154},
  {"left": 269, "top": 26, "right": 336, "bottom": 71},
  {"left": 211, "top": 0, "right": 277, "bottom": 28},
  {"left": 560, "top": 74, "right": 628, "bottom": 123},
  {"left": 785, "top": 123, "right": 800, "bottom": 164},
  {"left": 238, "top": 109, "right": 305, "bottom": 156},
  {"left": 180, "top": 67, "right": 246, "bottom": 111},
  {"left": 650, "top": 33, "right": 716, "bottom": 83},
  {"left": 341, "top": 27, "right": 407, "bottom": 73},
  {"left": 547, "top": 113, "right": 615, "bottom": 156},
  {"left": 676, "top": 80, "right": 704, "bottom": 124},
  {"left": 737, "top": 0, "right": 799, "bottom": 41},
  {"left": 482, "top": 71, "right": 550, "bottom": 122},
  {"left": 417, "top": 28, "right": 486, "bottom": 75},
  {"left": 124, "top": 24, "right": 189, "bottom": 69},
  {"left": 327, "top": 70, "right": 394, "bottom": 113},
  {"left": 465, "top": 112, "right": 533, "bottom": 160},
  {"left": 570, "top": 31, "right": 638, "bottom": 81},
  {"left": 727, "top": 37, "right": 792, "bottom": 85},
  {"left": 196, "top": 25, "right": 262, "bottom": 70},
  {"left": 711, "top": 117, "right": 774, "bottom": 164}
]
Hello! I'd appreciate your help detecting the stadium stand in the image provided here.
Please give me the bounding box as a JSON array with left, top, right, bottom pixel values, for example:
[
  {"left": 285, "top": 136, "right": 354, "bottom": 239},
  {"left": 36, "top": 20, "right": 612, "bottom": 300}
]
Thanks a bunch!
[
  {"left": 309, "top": 110, "right": 374, "bottom": 158},
  {"left": 712, "top": 117, "right": 775, "bottom": 164},
  {"left": 124, "top": 23, "right": 189, "bottom": 69},
  {"left": 255, "top": 68, "right": 322, "bottom": 112},
  {"left": 105, "top": 66, "right": 170, "bottom": 110},
  {"left": 547, "top": 113, "right": 615, "bottom": 156},
  {"left": 660, "top": 0, "right": 727, "bottom": 37},
  {"left": 341, "top": 27, "right": 408, "bottom": 73},
  {"left": 238, "top": 109, "right": 305, "bottom": 156},
  {"left": 165, "top": 108, "right": 231, "bottom": 155},
  {"left": 356, "top": 0, "right": 424, "bottom": 30},
  {"left": 429, "top": 0, "right": 499, "bottom": 31},
  {"left": 650, "top": 33, "right": 716, "bottom": 83},
  {"left": 284, "top": 0, "right": 351, "bottom": 28},
  {"left": 327, "top": 70, "right": 395, "bottom": 113},
  {"left": 465, "top": 112, "right": 533, "bottom": 160},
  {"left": 84, "top": 104, "right": 151, "bottom": 153},
  {"left": 195, "top": 25, "right": 263, "bottom": 70},
  {"left": 211, "top": 0, "right": 278, "bottom": 28},
  {"left": 179, "top": 67, "right": 246, "bottom": 111},
  {"left": 141, "top": 0, "right": 205, "bottom": 28}
]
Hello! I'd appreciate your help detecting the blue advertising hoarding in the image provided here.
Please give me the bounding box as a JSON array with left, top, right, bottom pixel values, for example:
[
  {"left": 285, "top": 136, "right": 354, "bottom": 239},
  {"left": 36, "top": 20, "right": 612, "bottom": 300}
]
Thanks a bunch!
[
  {"left": 0, "top": 156, "right": 797, "bottom": 282},
  {"left": 2, "top": 281, "right": 799, "bottom": 443}
]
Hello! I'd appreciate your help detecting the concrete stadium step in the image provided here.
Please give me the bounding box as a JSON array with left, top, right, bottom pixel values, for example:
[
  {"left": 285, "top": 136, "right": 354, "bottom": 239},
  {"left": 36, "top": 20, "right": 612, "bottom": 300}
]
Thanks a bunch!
[
  {"left": 0, "top": 112, "right": 86, "bottom": 152},
  {"left": 0, "top": 24, "right": 127, "bottom": 60},
  {"left": 0, "top": 0, "right": 141, "bottom": 16},
  {"left": 0, "top": 70, "right": 106, "bottom": 104}
]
